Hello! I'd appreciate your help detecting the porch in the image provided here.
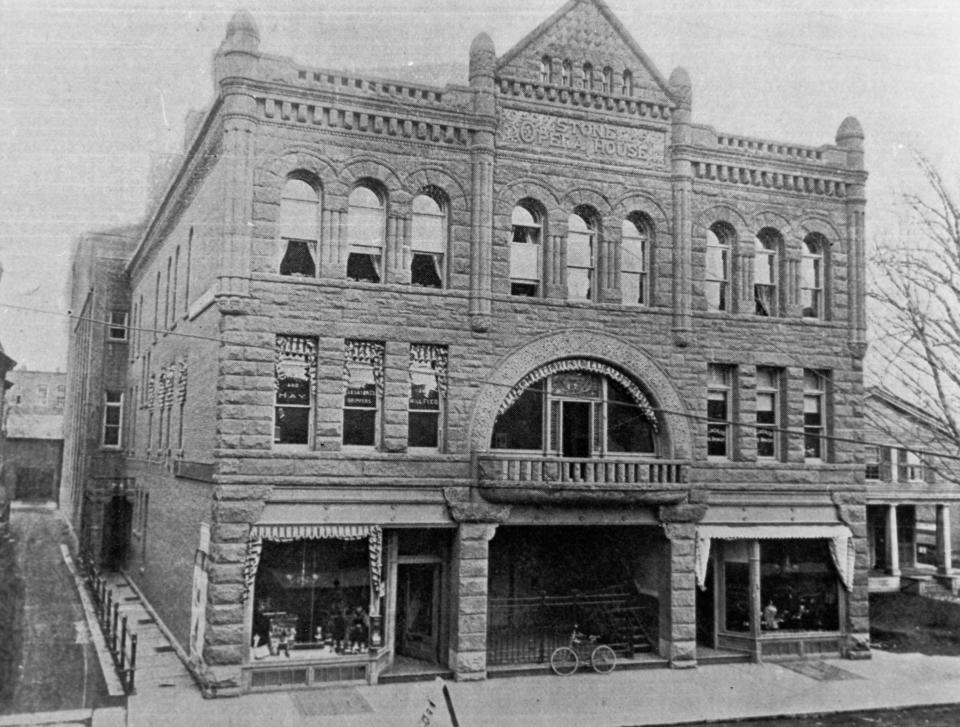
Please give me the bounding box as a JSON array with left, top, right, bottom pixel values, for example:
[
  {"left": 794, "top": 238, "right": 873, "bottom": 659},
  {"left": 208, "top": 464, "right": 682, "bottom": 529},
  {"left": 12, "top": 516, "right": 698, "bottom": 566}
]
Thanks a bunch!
[{"left": 866, "top": 503, "right": 958, "bottom": 594}]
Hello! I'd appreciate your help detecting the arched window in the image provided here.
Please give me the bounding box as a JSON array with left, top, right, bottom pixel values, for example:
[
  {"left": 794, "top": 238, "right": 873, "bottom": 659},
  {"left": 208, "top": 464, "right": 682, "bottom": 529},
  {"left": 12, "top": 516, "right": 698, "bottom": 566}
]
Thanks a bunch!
[
  {"left": 410, "top": 192, "right": 445, "bottom": 288},
  {"left": 347, "top": 185, "right": 384, "bottom": 283},
  {"left": 754, "top": 229, "right": 781, "bottom": 316},
  {"left": 621, "top": 70, "right": 633, "bottom": 96},
  {"left": 802, "top": 233, "right": 827, "bottom": 319},
  {"left": 581, "top": 62, "right": 593, "bottom": 90},
  {"left": 621, "top": 215, "right": 649, "bottom": 306},
  {"left": 567, "top": 211, "right": 596, "bottom": 301},
  {"left": 491, "top": 370, "right": 657, "bottom": 455},
  {"left": 561, "top": 60, "right": 572, "bottom": 87},
  {"left": 510, "top": 203, "right": 542, "bottom": 297},
  {"left": 540, "top": 55, "right": 553, "bottom": 84},
  {"left": 706, "top": 223, "right": 732, "bottom": 312},
  {"left": 279, "top": 177, "right": 320, "bottom": 277},
  {"left": 601, "top": 66, "right": 613, "bottom": 94}
]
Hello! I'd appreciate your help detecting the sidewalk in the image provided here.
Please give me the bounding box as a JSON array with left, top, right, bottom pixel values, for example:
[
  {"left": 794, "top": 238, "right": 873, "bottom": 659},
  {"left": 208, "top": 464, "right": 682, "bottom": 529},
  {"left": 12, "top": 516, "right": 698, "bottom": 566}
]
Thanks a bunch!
[
  {"left": 111, "top": 575, "right": 960, "bottom": 727},
  {"left": 9, "top": 509, "right": 960, "bottom": 727}
]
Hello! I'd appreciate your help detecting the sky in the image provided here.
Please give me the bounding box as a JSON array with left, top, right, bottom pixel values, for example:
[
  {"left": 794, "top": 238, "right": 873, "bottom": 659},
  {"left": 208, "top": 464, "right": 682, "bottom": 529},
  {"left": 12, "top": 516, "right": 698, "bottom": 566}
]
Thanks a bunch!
[{"left": 0, "top": 0, "right": 958, "bottom": 372}]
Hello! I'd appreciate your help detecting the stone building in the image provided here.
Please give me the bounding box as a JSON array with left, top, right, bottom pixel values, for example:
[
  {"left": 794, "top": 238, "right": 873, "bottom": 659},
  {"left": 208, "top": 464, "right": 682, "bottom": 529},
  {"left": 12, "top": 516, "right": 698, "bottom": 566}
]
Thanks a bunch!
[
  {"left": 3, "top": 369, "right": 67, "bottom": 502},
  {"left": 64, "top": 0, "right": 871, "bottom": 696},
  {"left": 863, "top": 387, "right": 960, "bottom": 595}
]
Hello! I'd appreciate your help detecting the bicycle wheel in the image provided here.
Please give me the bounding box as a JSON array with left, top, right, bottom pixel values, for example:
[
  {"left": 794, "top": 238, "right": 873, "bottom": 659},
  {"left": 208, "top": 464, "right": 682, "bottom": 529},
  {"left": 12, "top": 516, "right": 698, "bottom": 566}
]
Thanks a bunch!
[
  {"left": 590, "top": 644, "right": 616, "bottom": 674},
  {"left": 550, "top": 646, "right": 579, "bottom": 676}
]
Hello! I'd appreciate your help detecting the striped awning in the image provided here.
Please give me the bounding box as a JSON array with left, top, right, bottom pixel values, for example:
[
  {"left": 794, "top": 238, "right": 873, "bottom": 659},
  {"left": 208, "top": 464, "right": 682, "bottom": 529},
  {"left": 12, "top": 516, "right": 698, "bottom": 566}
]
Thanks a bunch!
[
  {"left": 695, "top": 524, "right": 854, "bottom": 593},
  {"left": 250, "top": 524, "right": 373, "bottom": 540}
]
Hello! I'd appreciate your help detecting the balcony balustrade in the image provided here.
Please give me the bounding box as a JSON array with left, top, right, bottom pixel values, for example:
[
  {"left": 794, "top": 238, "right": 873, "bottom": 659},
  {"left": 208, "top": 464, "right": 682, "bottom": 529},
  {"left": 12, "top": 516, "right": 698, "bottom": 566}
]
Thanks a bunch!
[{"left": 475, "top": 452, "right": 686, "bottom": 488}]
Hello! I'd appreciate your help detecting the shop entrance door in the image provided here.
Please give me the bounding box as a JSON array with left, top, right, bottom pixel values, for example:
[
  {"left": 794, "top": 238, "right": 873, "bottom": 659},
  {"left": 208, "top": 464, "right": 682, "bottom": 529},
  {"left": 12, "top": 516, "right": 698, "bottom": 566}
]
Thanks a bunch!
[{"left": 396, "top": 562, "right": 441, "bottom": 663}]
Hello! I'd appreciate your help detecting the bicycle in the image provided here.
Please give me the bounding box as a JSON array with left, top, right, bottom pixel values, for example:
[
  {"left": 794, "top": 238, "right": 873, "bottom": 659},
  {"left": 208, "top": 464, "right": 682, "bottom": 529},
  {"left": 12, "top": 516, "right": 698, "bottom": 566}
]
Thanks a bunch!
[{"left": 550, "top": 626, "right": 617, "bottom": 676}]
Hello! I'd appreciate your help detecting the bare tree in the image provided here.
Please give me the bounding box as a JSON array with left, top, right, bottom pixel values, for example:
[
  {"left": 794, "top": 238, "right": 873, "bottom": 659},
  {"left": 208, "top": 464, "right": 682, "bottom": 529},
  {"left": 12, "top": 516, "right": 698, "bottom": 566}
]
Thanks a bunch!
[{"left": 868, "top": 153, "right": 960, "bottom": 472}]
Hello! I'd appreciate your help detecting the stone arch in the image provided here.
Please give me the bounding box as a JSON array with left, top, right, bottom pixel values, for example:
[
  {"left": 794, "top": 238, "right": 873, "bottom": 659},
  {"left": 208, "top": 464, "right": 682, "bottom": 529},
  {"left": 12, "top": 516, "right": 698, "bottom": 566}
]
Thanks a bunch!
[
  {"left": 694, "top": 205, "right": 748, "bottom": 241},
  {"left": 258, "top": 149, "right": 339, "bottom": 200},
  {"left": 750, "top": 209, "right": 794, "bottom": 239},
  {"left": 495, "top": 177, "right": 562, "bottom": 215},
  {"left": 613, "top": 191, "right": 671, "bottom": 238},
  {"left": 404, "top": 167, "right": 468, "bottom": 208},
  {"left": 468, "top": 329, "right": 692, "bottom": 458},
  {"left": 339, "top": 157, "right": 404, "bottom": 200},
  {"left": 798, "top": 215, "right": 842, "bottom": 250},
  {"left": 561, "top": 187, "right": 613, "bottom": 217}
]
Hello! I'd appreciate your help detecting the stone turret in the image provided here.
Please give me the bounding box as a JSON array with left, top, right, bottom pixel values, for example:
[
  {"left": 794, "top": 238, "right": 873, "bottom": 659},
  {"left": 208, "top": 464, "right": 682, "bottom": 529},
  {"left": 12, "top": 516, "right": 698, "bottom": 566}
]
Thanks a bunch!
[
  {"left": 469, "top": 33, "right": 496, "bottom": 117},
  {"left": 669, "top": 67, "right": 692, "bottom": 145},
  {"left": 213, "top": 10, "right": 261, "bottom": 87}
]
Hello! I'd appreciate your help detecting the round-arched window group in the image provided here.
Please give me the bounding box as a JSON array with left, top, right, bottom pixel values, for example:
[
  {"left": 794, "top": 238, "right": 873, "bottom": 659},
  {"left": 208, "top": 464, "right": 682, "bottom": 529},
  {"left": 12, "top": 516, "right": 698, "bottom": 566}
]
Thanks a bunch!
[{"left": 705, "top": 223, "right": 830, "bottom": 320}]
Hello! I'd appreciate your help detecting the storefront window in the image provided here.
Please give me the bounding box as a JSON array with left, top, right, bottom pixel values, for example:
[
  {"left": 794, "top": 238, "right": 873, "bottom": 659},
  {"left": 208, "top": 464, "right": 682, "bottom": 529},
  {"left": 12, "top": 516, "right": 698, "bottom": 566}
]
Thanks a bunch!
[
  {"left": 252, "top": 539, "right": 373, "bottom": 657},
  {"left": 760, "top": 539, "right": 839, "bottom": 631}
]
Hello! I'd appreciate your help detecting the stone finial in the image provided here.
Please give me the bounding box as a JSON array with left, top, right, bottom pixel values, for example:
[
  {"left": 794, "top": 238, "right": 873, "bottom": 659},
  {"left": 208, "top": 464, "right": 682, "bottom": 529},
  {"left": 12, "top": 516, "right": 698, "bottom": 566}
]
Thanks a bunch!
[
  {"left": 469, "top": 32, "right": 496, "bottom": 84},
  {"left": 836, "top": 116, "right": 864, "bottom": 170},
  {"left": 836, "top": 116, "right": 864, "bottom": 146},
  {"left": 224, "top": 9, "right": 260, "bottom": 51},
  {"left": 214, "top": 10, "right": 261, "bottom": 88},
  {"left": 668, "top": 66, "right": 692, "bottom": 111}
]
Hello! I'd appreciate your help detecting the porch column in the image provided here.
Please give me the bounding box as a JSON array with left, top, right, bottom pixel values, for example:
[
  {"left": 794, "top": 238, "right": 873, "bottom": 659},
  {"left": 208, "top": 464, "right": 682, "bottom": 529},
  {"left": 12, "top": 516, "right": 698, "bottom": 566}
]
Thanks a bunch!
[
  {"left": 449, "top": 522, "right": 497, "bottom": 681},
  {"left": 937, "top": 504, "right": 953, "bottom": 575},
  {"left": 749, "top": 540, "right": 762, "bottom": 663},
  {"left": 661, "top": 521, "right": 698, "bottom": 668},
  {"left": 886, "top": 504, "right": 900, "bottom": 576}
]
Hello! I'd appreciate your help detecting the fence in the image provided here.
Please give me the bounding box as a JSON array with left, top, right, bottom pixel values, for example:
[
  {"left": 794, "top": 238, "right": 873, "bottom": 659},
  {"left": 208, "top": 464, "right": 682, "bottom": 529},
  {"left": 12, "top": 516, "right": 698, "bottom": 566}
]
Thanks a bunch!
[
  {"left": 486, "top": 590, "right": 658, "bottom": 667},
  {"left": 86, "top": 569, "right": 138, "bottom": 694}
]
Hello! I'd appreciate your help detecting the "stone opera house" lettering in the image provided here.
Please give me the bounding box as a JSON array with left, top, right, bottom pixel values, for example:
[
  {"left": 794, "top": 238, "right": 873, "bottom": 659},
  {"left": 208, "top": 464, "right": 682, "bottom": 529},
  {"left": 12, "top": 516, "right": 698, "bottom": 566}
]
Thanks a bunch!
[{"left": 500, "top": 109, "right": 666, "bottom": 166}]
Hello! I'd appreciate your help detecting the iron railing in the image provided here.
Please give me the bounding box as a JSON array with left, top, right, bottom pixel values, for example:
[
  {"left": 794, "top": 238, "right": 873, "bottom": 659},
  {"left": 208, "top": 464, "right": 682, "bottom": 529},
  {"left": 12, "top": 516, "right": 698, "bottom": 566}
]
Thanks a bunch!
[
  {"left": 487, "top": 590, "right": 657, "bottom": 667},
  {"left": 85, "top": 567, "right": 137, "bottom": 694}
]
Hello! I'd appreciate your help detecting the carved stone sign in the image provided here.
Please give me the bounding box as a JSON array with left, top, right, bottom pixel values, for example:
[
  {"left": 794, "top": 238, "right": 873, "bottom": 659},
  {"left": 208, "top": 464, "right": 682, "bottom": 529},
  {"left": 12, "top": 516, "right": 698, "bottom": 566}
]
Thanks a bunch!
[{"left": 499, "top": 108, "right": 666, "bottom": 167}]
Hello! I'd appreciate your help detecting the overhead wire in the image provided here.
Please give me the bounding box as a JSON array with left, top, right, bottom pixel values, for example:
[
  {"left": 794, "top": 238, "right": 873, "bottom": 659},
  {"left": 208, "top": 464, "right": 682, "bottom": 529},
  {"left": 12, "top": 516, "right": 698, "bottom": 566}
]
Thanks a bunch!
[{"left": 3, "top": 298, "right": 955, "bottom": 461}]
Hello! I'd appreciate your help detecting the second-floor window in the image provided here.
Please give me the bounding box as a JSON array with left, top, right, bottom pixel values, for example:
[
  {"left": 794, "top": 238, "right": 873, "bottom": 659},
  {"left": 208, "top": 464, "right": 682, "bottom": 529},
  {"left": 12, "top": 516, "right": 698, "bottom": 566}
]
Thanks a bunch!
[
  {"left": 410, "top": 193, "right": 445, "bottom": 288},
  {"left": 803, "top": 369, "right": 827, "bottom": 461},
  {"left": 408, "top": 344, "right": 447, "bottom": 449},
  {"left": 865, "top": 446, "right": 892, "bottom": 480},
  {"left": 279, "top": 178, "right": 320, "bottom": 277},
  {"left": 347, "top": 186, "right": 384, "bottom": 283},
  {"left": 108, "top": 310, "right": 128, "bottom": 340},
  {"left": 103, "top": 391, "right": 123, "bottom": 447},
  {"left": 274, "top": 335, "right": 316, "bottom": 446},
  {"left": 898, "top": 449, "right": 926, "bottom": 482},
  {"left": 707, "top": 364, "right": 733, "bottom": 458},
  {"left": 343, "top": 340, "right": 384, "bottom": 447},
  {"left": 755, "top": 367, "right": 780, "bottom": 459}
]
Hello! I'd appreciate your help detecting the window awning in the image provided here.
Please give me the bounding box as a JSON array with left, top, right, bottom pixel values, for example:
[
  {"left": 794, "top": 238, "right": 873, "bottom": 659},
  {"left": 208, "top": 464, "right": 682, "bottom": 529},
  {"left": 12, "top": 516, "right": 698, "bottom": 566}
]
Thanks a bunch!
[
  {"left": 695, "top": 524, "right": 854, "bottom": 593},
  {"left": 242, "top": 524, "right": 383, "bottom": 604},
  {"left": 250, "top": 524, "right": 374, "bottom": 541}
]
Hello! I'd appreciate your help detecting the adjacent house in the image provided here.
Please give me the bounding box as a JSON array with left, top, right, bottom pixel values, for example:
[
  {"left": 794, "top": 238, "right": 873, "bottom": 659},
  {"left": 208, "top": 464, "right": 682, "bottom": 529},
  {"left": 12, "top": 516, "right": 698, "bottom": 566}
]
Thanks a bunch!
[
  {"left": 63, "top": 0, "right": 873, "bottom": 696},
  {"left": 864, "top": 387, "right": 960, "bottom": 594}
]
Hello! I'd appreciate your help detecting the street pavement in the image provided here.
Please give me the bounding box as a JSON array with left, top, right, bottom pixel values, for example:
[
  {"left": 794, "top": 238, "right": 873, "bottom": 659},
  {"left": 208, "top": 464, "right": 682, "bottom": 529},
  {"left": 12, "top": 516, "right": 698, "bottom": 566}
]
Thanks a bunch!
[
  {"left": 5, "top": 505, "right": 960, "bottom": 727},
  {"left": 1, "top": 505, "right": 106, "bottom": 719}
]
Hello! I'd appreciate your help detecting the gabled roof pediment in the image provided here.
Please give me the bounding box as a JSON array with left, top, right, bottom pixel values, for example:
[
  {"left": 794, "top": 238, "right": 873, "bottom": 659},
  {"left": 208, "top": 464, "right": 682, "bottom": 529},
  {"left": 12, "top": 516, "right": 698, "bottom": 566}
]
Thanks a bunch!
[{"left": 497, "top": 0, "right": 675, "bottom": 106}]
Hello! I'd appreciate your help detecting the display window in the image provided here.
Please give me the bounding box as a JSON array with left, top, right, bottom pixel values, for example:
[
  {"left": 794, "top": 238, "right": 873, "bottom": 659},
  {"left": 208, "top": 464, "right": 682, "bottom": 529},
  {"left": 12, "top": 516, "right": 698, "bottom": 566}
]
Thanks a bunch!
[
  {"left": 718, "top": 538, "right": 841, "bottom": 636},
  {"left": 249, "top": 538, "right": 382, "bottom": 660}
]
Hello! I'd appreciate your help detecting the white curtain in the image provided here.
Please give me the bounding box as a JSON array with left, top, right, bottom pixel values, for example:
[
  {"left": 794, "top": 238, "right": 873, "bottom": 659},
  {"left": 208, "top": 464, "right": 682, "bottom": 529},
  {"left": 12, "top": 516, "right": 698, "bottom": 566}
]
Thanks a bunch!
[{"left": 694, "top": 524, "right": 854, "bottom": 591}]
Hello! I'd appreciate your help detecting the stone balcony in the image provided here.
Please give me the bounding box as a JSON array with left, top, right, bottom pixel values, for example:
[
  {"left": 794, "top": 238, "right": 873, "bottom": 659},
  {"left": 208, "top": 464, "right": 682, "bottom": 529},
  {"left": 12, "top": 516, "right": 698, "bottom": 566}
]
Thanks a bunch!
[{"left": 473, "top": 452, "right": 689, "bottom": 506}]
